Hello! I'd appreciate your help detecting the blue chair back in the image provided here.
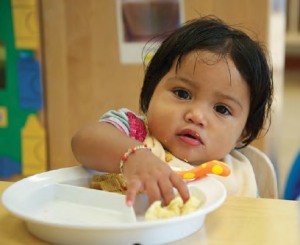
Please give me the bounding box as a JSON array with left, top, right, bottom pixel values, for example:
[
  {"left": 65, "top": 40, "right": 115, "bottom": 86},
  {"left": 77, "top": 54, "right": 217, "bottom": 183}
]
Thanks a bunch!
[{"left": 284, "top": 150, "right": 300, "bottom": 200}]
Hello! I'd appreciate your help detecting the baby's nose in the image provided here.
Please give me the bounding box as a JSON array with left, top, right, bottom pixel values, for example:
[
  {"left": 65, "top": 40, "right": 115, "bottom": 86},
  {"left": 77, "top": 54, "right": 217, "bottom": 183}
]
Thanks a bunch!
[{"left": 185, "top": 108, "right": 207, "bottom": 127}]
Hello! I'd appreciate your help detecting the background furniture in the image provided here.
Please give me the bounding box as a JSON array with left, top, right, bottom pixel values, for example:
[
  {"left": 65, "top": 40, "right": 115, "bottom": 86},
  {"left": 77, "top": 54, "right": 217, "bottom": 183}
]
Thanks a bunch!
[{"left": 239, "top": 145, "right": 278, "bottom": 199}]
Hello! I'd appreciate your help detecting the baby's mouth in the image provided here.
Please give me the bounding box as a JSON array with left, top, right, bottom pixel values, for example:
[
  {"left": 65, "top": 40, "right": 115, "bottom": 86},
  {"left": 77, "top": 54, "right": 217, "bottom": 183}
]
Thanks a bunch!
[
  {"left": 177, "top": 128, "right": 205, "bottom": 147},
  {"left": 182, "top": 134, "right": 197, "bottom": 139}
]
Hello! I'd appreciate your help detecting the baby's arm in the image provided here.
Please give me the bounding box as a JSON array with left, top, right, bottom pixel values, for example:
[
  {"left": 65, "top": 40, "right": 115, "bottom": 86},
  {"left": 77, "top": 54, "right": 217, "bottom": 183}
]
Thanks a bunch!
[{"left": 71, "top": 122, "right": 189, "bottom": 206}]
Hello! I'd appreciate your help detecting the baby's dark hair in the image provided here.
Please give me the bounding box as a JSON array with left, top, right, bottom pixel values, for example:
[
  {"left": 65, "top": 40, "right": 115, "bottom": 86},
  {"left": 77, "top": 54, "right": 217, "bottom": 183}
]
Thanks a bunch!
[{"left": 139, "top": 15, "right": 273, "bottom": 148}]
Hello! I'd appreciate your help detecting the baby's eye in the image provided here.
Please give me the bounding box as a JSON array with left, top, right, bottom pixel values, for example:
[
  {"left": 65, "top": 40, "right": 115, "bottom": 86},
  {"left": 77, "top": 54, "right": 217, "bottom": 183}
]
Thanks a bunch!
[
  {"left": 174, "top": 90, "right": 191, "bottom": 100},
  {"left": 214, "top": 105, "right": 231, "bottom": 115}
]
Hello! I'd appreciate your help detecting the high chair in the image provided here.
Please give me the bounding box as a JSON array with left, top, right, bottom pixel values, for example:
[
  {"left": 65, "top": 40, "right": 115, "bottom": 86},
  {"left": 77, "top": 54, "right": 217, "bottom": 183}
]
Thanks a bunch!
[{"left": 238, "top": 145, "right": 278, "bottom": 199}]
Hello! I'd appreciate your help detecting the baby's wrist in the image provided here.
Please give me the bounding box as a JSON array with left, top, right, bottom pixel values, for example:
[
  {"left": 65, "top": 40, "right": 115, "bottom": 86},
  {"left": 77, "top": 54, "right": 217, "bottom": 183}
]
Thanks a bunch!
[{"left": 120, "top": 144, "right": 152, "bottom": 175}]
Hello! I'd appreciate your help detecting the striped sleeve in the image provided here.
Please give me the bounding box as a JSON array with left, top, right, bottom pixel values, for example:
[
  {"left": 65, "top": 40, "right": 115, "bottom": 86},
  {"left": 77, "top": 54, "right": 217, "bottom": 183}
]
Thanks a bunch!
[{"left": 99, "top": 108, "right": 144, "bottom": 136}]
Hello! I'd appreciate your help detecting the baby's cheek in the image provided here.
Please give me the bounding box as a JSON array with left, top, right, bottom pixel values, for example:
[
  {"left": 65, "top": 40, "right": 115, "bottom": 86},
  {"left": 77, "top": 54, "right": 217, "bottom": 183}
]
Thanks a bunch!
[
  {"left": 148, "top": 119, "right": 163, "bottom": 136},
  {"left": 210, "top": 138, "right": 232, "bottom": 158}
]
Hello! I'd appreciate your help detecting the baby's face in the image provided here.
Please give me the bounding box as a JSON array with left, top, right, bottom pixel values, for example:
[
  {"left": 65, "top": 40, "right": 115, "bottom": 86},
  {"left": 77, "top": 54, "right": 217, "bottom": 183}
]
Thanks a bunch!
[{"left": 147, "top": 51, "right": 250, "bottom": 165}]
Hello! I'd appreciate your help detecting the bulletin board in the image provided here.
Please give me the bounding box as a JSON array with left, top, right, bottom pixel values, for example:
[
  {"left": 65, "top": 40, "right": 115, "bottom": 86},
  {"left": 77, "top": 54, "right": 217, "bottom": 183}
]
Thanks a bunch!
[{"left": 0, "top": 0, "right": 46, "bottom": 179}]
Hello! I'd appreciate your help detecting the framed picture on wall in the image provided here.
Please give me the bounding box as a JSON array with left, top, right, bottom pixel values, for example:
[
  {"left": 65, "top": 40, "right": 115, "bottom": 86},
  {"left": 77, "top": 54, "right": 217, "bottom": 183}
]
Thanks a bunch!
[{"left": 116, "top": 0, "right": 184, "bottom": 64}]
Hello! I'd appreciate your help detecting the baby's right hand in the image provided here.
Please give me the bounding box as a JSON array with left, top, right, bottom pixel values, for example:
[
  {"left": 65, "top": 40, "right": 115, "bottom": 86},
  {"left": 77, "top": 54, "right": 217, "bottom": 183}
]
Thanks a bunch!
[{"left": 122, "top": 149, "right": 190, "bottom": 207}]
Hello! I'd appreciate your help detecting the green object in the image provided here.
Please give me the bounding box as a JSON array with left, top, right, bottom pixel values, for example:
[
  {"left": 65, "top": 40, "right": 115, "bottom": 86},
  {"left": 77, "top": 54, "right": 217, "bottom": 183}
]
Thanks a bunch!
[{"left": 0, "top": 0, "right": 37, "bottom": 164}]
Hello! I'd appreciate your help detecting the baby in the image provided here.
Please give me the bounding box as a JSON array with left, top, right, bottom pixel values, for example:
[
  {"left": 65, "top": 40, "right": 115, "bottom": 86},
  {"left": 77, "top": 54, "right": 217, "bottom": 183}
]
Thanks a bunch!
[{"left": 71, "top": 16, "right": 273, "bottom": 206}]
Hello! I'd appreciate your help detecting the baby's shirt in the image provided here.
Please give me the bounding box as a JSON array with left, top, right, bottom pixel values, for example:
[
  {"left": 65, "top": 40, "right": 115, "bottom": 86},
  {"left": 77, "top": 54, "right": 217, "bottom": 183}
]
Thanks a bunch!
[
  {"left": 100, "top": 108, "right": 258, "bottom": 198},
  {"left": 100, "top": 108, "right": 145, "bottom": 136}
]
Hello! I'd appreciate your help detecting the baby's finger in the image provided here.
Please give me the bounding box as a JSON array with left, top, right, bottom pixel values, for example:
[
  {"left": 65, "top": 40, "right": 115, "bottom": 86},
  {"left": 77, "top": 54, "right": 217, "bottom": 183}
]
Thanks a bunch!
[
  {"left": 170, "top": 172, "right": 190, "bottom": 202},
  {"left": 146, "top": 180, "right": 162, "bottom": 205},
  {"left": 126, "top": 179, "right": 142, "bottom": 207},
  {"left": 158, "top": 179, "right": 175, "bottom": 206}
]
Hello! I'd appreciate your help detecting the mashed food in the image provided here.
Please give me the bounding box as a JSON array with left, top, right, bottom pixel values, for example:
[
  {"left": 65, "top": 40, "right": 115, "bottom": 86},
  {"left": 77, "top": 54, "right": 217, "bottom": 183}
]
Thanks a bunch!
[{"left": 145, "top": 194, "right": 202, "bottom": 221}]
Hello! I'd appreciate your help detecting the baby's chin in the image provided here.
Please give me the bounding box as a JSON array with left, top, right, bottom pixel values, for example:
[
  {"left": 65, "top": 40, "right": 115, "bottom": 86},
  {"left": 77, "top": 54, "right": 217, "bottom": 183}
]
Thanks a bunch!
[
  {"left": 188, "top": 159, "right": 212, "bottom": 166},
  {"left": 173, "top": 152, "right": 223, "bottom": 166},
  {"left": 163, "top": 145, "right": 224, "bottom": 165},
  {"left": 170, "top": 152, "right": 208, "bottom": 166}
]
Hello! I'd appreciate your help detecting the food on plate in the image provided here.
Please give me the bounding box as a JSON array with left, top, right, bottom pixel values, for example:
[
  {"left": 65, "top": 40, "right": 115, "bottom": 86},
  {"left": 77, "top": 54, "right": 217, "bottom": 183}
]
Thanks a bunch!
[
  {"left": 145, "top": 193, "right": 203, "bottom": 221},
  {"left": 91, "top": 174, "right": 145, "bottom": 194},
  {"left": 91, "top": 173, "right": 127, "bottom": 194}
]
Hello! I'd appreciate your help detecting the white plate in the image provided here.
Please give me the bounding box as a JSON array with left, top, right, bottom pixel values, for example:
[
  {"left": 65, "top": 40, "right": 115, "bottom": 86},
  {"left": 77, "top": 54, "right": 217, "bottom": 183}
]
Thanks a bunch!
[{"left": 1, "top": 166, "right": 226, "bottom": 245}]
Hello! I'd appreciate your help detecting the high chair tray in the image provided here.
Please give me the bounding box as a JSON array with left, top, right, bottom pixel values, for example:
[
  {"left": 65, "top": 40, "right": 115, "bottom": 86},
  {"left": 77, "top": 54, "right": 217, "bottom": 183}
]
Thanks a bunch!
[{"left": 1, "top": 166, "right": 226, "bottom": 245}]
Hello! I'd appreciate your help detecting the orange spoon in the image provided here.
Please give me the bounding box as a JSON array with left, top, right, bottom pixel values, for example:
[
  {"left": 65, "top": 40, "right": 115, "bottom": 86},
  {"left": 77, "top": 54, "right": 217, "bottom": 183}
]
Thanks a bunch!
[{"left": 174, "top": 160, "right": 231, "bottom": 180}]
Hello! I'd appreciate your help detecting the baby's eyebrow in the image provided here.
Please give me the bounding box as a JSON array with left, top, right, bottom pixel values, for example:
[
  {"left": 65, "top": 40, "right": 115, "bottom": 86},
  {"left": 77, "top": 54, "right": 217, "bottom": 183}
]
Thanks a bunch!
[
  {"left": 215, "top": 92, "right": 243, "bottom": 109},
  {"left": 168, "top": 76, "right": 198, "bottom": 87}
]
